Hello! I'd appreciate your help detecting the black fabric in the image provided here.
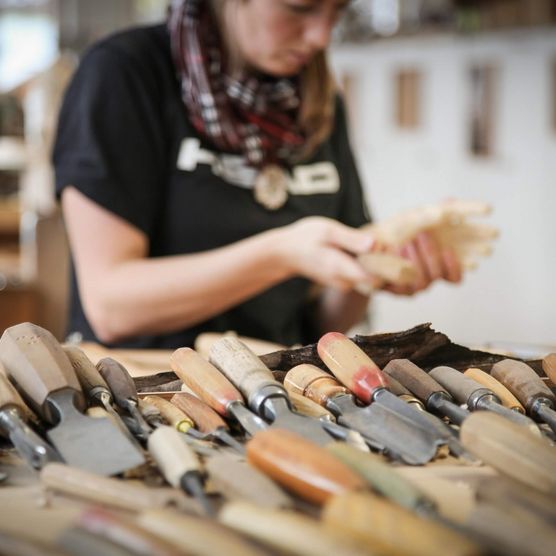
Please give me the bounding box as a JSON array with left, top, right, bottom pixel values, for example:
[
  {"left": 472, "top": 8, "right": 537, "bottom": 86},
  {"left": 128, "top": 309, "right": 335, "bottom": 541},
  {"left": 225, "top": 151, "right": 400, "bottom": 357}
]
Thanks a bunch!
[{"left": 53, "top": 24, "right": 371, "bottom": 350}]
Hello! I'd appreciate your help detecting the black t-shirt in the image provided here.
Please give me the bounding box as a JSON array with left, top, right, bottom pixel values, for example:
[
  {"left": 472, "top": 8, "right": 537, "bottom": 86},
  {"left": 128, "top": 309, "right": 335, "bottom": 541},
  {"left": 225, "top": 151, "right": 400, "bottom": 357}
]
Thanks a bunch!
[{"left": 53, "top": 24, "right": 370, "bottom": 349}]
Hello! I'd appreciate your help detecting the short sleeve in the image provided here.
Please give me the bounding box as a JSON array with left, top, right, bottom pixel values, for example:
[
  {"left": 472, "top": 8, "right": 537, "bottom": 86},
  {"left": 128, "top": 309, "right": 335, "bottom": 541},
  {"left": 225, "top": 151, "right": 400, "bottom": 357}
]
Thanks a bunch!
[{"left": 53, "top": 41, "right": 166, "bottom": 236}]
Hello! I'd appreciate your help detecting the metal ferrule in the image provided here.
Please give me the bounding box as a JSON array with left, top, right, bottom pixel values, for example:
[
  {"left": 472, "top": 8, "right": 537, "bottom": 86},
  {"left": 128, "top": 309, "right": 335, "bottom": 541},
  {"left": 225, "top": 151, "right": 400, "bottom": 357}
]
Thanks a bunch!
[
  {"left": 0, "top": 407, "right": 22, "bottom": 436},
  {"left": 532, "top": 398, "right": 556, "bottom": 434},
  {"left": 466, "top": 388, "right": 496, "bottom": 411},
  {"left": 249, "top": 383, "right": 289, "bottom": 416},
  {"left": 427, "top": 391, "right": 468, "bottom": 425}
]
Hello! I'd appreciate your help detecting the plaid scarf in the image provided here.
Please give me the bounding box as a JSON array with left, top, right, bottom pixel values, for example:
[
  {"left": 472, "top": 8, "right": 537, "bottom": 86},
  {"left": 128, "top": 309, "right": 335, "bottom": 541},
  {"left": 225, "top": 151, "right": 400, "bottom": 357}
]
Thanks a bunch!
[{"left": 168, "top": 0, "right": 306, "bottom": 168}]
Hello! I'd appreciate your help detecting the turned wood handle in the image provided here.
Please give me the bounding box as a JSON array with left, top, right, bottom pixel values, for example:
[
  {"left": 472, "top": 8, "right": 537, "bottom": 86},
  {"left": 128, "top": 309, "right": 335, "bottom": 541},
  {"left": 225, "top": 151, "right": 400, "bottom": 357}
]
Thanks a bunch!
[
  {"left": 463, "top": 367, "right": 525, "bottom": 413},
  {"left": 246, "top": 428, "right": 365, "bottom": 505},
  {"left": 317, "top": 332, "right": 388, "bottom": 404},
  {"left": 284, "top": 364, "right": 349, "bottom": 407},
  {"left": 0, "top": 322, "right": 84, "bottom": 420},
  {"left": 209, "top": 338, "right": 279, "bottom": 406},
  {"left": 382, "top": 359, "right": 448, "bottom": 403},
  {"left": 170, "top": 347, "right": 244, "bottom": 416},
  {"left": 0, "top": 373, "right": 32, "bottom": 415},
  {"left": 542, "top": 353, "right": 556, "bottom": 385},
  {"left": 97, "top": 357, "right": 137, "bottom": 406},
  {"left": 170, "top": 392, "right": 227, "bottom": 434},
  {"left": 142, "top": 395, "right": 194, "bottom": 433},
  {"left": 428, "top": 365, "right": 488, "bottom": 405},
  {"left": 288, "top": 392, "right": 335, "bottom": 421},
  {"left": 383, "top": 373, "right": 413, "bottom": 397},
  {"left": 491, "top": 359, "right": 556, "bottom": 411},
  {"left": 357, "top": 252, "right": 417, "bottom": 286},
  {"left": 460, "top": 411, "right": 556, "bottom": 495},
  {"left": 64, "top": 346, "right": 109, "bottom": 396},
  {"left": 148, "top": 425, "right": 201, "bottom": 488}
]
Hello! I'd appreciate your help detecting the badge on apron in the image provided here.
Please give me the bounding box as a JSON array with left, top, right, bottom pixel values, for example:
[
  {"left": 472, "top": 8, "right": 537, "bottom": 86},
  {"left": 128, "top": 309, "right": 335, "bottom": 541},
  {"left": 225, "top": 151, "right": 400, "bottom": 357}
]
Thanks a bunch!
[{"left": 254, "top": 165, "right": 290, "bottom": 210}]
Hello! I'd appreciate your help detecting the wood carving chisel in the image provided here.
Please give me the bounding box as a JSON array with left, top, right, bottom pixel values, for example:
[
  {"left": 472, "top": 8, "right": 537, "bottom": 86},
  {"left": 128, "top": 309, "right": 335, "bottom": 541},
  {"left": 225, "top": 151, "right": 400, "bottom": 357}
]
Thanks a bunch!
[
  {"left": 542, "top": 353, "right": 556, "bottom": 385},
  {"left": 169, "top": 392, "right": 245, "bottom": 454},
  {"left": 97, "top": 357, "right": 153, "bottom": 441},
  {"left": 285, "top": 363, "right": 438, "bottom": 464},
  {"left": 209, "top": 337, "right": 334, "bottom": 446},
  {"left": 429, "top": 365, "right": 541, "bottom": 434},
  {"left": 63, "top": 346, "right": 142, "bottom": 444},
  {"left": 491, "top": 359, "right": 556, "bottom": 434},
  {"left": 0, "top": 323, "right": 144, "bottom": 475},
  {"left": 170, "top": 347, "right": 267, "bottom": 437},
  {"left": 148, "top": 425, "right": 214, "bottom": 516},
  {"left": 463, "top": 367, "right": 526, "bottom": 413},
  {"left": 0, "top": 373, "right": 61, "bottom": 470}
]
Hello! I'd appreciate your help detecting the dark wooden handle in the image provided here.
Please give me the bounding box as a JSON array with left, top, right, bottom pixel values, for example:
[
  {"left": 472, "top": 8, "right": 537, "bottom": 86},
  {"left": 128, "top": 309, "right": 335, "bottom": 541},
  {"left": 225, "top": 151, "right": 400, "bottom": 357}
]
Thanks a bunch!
[
  {"left": 428, "top": 365, "right": 485, "bottom": 405},
  {"left": 246, "top": 428, "right": 365, "bottom": 505},
  {"left": 284, "top": 364, "right": 349, "bottom": 407},
  {"left": 382, "top": 359, "right": 447, "bottom": 402},
  {"left": 64, "top": 346, "right": 108, "bottom": 395},
  {"left": 0, "top": 322, "right": 84, "bottom": 420},
  {"left": 97, "top": 357, "right": 137, "bottom": 406},
  {"left": 170, "top": 348, "right": 244, "bottom": 416},
  {"left": 491, "top": 359, "right": 556, "bottom": 411},
  {"left": 170, "top": 392, "right": 227, "bottom": 434},
  {"left": 317, "top": 332, "right": 388, "bottom": 404}
]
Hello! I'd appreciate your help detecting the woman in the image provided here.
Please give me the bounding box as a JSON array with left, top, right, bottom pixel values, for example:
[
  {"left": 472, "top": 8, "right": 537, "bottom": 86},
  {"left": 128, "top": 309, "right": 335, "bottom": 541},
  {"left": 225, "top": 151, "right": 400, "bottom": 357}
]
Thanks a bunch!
[{"left": 53, "top": 0, "right": 460, "bottom": 349}]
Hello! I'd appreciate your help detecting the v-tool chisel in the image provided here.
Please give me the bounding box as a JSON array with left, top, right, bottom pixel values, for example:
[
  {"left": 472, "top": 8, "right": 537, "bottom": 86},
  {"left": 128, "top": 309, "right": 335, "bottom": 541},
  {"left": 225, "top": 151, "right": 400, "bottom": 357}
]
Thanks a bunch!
[{"left": 0, "top": 323, "right": 144, "bottom": 475}]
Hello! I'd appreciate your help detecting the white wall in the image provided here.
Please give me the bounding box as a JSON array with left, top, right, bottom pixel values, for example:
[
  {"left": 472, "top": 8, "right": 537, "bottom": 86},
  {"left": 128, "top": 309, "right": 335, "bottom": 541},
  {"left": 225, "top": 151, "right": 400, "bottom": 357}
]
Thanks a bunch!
[{"left": 331, "top": 28, "right": 556, "bottom": 347}]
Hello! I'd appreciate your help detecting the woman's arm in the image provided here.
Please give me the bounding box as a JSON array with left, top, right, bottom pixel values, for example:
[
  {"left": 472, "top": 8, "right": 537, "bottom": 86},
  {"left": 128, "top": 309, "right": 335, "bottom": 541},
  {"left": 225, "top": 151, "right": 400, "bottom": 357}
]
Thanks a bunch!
[{"left": 62, "top": 187, "right": 375, "bottom": 343}]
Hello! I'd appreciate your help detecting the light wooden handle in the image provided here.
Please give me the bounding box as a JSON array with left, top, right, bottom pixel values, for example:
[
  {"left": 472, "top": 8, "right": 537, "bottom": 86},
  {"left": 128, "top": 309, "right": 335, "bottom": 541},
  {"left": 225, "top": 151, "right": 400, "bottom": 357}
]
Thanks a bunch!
[
  {"left": 429, "top": 366, "right": 487, "bottom": 405},
  {"left": 460, "top": 411, "right": 556, "bottom": 495},
  {"left": 142, "top": 395, "right": 194, "bottom": 433},
  {"left": 383, "top": 359, "right": 447, "bottom": 403},
  {"left": 246, "top": 428, "right": 365, "bottom": 505},
  {"left": 284, "top": 364, "right": 349, "bottom": 406},
  {"left": 170, "top": 347, "right": 244, "bottom": 416},
  {"left": 170, "top": 392, "right": 227, "bottom": 434},
  {"left": 357, "top": 252, "right": 417, "bottom": 286},
  {"left": 97, "top": 357, "right": 137, "bottom": 406},
  {"left": 491, "top": 359, "right": 556, "bottom": 411},
  {"left": 542, "top": 353, "right": 556, "bottom": 385},
  {"left": 209, "top": 338, "right": 279, "bottom": 406},
  {"left": 322, "top": 492, "right": 479, "bottom": 556},
  {"left": 64, "top": 345, "right": 108, "bottom": 395},
  {"left": 0, "top": 373, "right": 32, "bottom": 415},
  {"left": 288, "top": 392, "right": 335, "bottom": 421},
  {"left": 0, "top": 322, "right": 84, "bottom": 421},
  {"left": 317, "top": 332, "right": 388, "bottom": 404},
  {"left": 148, "top": 425, "right": 201, "bottom": 488},
  {"left": 463, "top": 367, "right": 525, "bottom": 413},
  {"left": 219, "top": 501, "right": 371, "bottom": 556}
]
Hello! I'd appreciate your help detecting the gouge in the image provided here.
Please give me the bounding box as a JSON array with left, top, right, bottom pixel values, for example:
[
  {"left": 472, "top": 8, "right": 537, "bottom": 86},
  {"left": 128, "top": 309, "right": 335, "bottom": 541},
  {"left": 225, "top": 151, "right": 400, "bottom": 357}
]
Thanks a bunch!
[
  {"left": 386, "top": 374, "right": 426, "bottom": 411},
  {"left": 285, "top": 363, "right": 438, "bottom": 464},
  {"left": 463, "top": 367, "right": 526, "bottom": 413},
  {"left": 0, "top": 373, "right": 61, "bottom": 470},
  {"left": 0, "top": 323, "right": 144, "bottom": 475},
  {"left": 171, "top": 348, "right": 267, "bottom": 437},
  {"left": 542, "top": 353, "right": 556, "bottom": 385},
  {"left": 209, "top": 337, "right": 334, "bottom": 446},
  {"left": 246, "top": 428, "right": 365, "bottom": 505},
  {"left": 169, "top": 392, "right": 245, "bottom": 454},
  {"left": 491, "top": 359, "right": 556, "bottom": 434},
  {"left": 148, "top": 425, "right": 214, "bottom": 516},
  {"left": 97, "top": 357, "right": 153, "bottom": 441},
  {"left": 430, "top": 365, "right": 541, "bottom": 433}
]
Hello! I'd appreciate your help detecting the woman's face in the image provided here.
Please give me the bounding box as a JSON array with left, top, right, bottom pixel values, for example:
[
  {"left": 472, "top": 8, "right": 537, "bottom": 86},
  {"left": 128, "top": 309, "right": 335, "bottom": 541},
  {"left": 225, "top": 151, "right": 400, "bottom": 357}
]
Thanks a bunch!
[{"left": 225, "top": 0, "right": 349, "bottom": 76}]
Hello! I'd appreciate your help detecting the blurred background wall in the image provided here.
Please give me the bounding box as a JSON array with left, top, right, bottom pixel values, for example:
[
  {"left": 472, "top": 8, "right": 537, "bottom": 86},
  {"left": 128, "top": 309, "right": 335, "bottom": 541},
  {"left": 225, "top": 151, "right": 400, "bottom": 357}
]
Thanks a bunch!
[{"left": 0, "top": 0, "right": 555, "bottom": 348}]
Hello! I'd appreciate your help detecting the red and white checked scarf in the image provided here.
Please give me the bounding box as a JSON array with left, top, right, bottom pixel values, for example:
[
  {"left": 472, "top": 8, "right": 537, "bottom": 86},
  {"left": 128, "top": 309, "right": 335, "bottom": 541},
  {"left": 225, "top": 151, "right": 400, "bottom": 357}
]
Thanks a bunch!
[{"left": 168, "top": 0, "right": 306, "bottom": 168}]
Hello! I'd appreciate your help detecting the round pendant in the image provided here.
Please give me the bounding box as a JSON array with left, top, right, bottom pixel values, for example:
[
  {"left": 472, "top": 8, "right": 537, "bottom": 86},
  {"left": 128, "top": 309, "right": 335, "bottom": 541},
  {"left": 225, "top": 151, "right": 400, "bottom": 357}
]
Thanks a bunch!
[{"left": 254, "top": 164, "right": 289, "bottom": 210}]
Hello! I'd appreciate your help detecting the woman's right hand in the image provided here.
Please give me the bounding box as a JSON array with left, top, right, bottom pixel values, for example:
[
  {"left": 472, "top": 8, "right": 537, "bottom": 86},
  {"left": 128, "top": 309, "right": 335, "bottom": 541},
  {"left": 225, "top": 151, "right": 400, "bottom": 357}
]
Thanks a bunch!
[{"left": 276, "top": 216, "right": 375, "bottom": 290}]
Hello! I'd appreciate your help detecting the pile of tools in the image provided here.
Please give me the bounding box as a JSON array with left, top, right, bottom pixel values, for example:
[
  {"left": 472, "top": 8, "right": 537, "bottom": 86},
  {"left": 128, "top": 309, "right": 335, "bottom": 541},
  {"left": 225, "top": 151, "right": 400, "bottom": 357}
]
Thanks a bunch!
[{"left": 0, "top": 322, "right": 555, "bottom": 556}]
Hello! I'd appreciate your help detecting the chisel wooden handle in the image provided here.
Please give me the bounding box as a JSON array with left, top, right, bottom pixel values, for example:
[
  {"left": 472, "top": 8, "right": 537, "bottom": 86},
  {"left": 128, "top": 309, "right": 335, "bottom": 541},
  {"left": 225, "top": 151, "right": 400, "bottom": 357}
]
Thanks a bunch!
[
  {"left": 542, "top": 353, "right": 556, "bottom": 384},
  {"left": 97, "top": 357, "right": 137, "bottom": 406},
  {"left": 246, "top": 428, "right": 365, "bottom": 505},
  {"left": 460, "top": 412, "right": 556, "bottom": 495},
  {"left": 429, "top": 366, "right": 489, "bottom": 405},
  {"left": 64, "top": 346, "right": 109, "bottom": 395},
  {"left": 0, "top": 373, "right": 35, "bottom": 419},
  {"left": 288, "top": 392, "right": 335, "bottom": 421},
  {"left": 148, "top": 425, "right": 202, "bottom": 486},
  {"left": 384, "top": 373, "right": 414, "bottom": 397},
  {"left": 317, "top": 332, "right": 388, "bottom": 403},
  {"left": 323, "top": 492, "right": 479, "bottom": 556},
  {"left": 170, "top": 392, "right": 228, "bottom": 434},
  {"left": 463, "top": 367, "right": 525, "bottom": 413},
  {"left": 491, "top": 359, "right": 556, "bottom": 411},
  {"left": 284, "top": 364, "right": 349, "bottom": 406},
  {"left": 383, "top": 359, "right": 448, "bottom": 403},
  {"left": 0, "top": 323, "right": 84, "bottom": 421},
  {"left": 142, "top": 395, "right": 194, "bottom": 433},
  {"left": 209, "top": 338, "right": 280, "bottom": 406},
  {"left": 170, "top": 348, "right": 244, "bottom": 416}
]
